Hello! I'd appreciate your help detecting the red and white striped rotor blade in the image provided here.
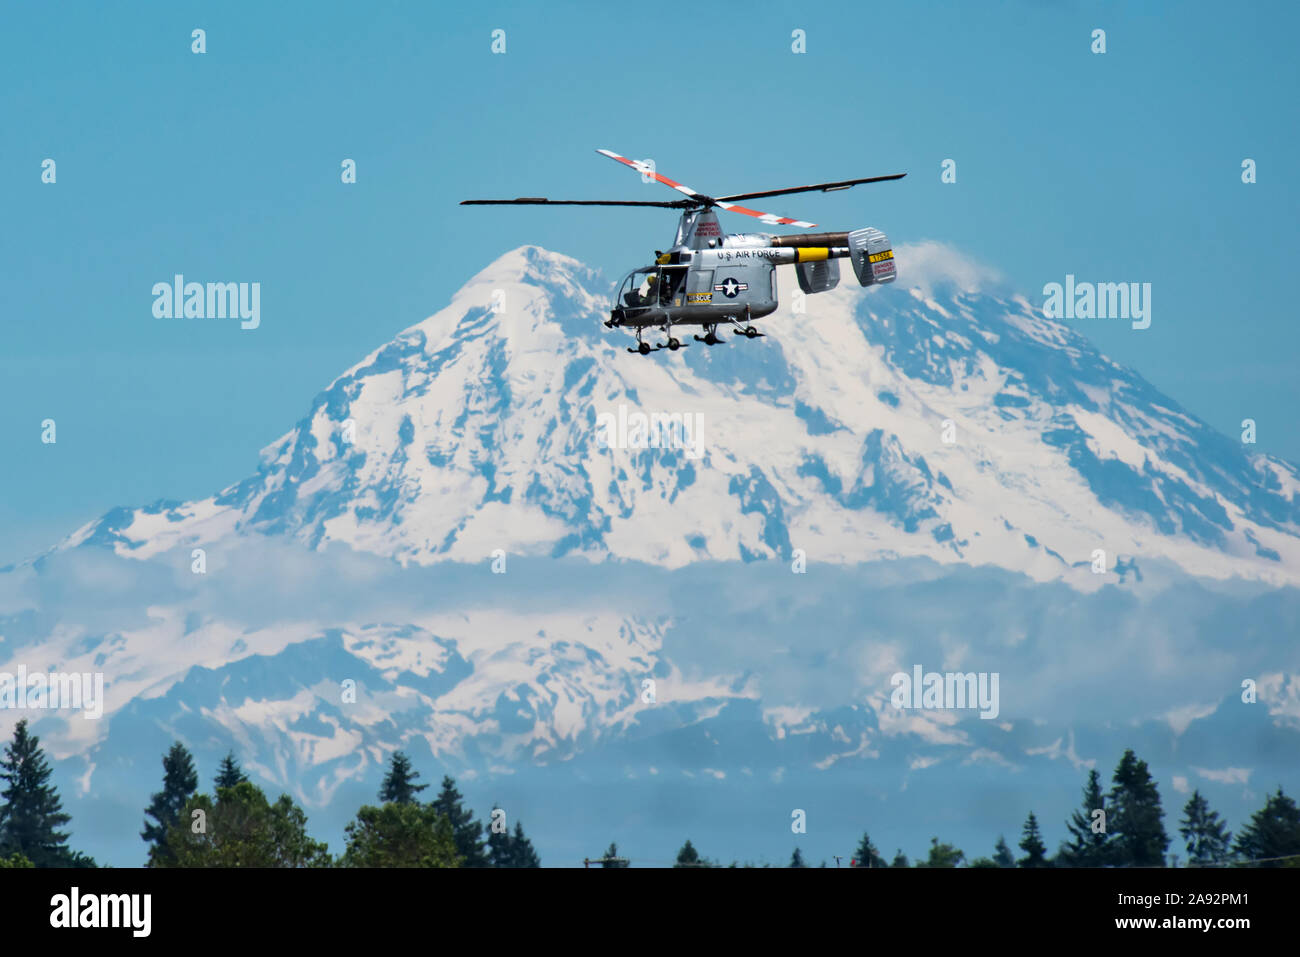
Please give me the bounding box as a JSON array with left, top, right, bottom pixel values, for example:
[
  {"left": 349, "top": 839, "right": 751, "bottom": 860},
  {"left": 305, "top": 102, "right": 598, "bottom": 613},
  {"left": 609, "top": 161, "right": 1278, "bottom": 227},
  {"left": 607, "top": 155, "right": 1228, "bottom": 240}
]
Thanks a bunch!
[
  {"left": 595, "top": 148, "right": 817, "bottom": 228},
  {"left": 714, "top": 201, "right": 816, "bottom": 229},
  {"left": 595, "top": 149, "right": 708, "bottom": 202}
]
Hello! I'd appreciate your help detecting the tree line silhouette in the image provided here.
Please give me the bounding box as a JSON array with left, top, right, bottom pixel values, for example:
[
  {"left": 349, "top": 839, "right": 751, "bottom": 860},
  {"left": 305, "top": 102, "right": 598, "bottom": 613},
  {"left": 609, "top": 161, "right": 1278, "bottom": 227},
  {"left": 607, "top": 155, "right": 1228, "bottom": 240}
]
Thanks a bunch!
[{"left": 1, "top": 721, "right": 1296, "bottom": 868}]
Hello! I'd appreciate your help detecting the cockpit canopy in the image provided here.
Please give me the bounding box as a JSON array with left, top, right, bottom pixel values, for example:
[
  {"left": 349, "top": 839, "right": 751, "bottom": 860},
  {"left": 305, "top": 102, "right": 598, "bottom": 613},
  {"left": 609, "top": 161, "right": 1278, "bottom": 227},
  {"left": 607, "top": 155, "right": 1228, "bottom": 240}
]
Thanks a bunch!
[{"left": 614, "top": 265, "right": 688, "bottom": 311}]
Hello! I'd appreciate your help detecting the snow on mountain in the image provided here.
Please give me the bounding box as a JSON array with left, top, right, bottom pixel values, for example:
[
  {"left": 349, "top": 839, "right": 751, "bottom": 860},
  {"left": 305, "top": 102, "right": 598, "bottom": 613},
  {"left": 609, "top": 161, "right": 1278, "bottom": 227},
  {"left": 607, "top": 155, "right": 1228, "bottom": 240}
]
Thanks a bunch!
[
  {"left": 60, "top": 242, "right": 1300, "bottom": 587},
  {"left": 8, "top": 242, "right": 1300, "bottom": 866}
]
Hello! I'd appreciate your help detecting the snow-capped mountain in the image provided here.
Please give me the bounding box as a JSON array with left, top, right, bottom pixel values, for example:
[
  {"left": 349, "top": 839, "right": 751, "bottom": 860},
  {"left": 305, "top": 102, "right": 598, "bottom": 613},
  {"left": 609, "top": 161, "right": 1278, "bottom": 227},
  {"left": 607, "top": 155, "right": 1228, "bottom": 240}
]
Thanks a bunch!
[
  {"left": 7, "top": 243, "right": 1299, "bottom": 867},
  {"left": 62, "top": 243, "right": 1300, "bottom": 586}
]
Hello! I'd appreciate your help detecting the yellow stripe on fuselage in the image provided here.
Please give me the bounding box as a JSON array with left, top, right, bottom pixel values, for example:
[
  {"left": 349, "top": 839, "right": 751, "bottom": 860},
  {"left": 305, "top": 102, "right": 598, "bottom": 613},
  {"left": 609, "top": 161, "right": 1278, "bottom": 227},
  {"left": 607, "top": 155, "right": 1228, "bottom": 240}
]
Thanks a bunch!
[{"left": 794, "top": 247, "right": 831, "bottom": 262}]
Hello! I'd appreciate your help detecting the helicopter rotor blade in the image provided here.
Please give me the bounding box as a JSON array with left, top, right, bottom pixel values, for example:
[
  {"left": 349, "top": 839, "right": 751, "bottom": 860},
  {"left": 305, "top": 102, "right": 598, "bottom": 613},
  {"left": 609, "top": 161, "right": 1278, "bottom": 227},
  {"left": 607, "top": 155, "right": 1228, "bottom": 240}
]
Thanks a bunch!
[
  {"left": 596, "top": 148, "right": 819, "bottom": 228},
  {"left": 711, "top": 200, "right": 817, "bottom": 229},
  {"left": 460, "top": 198, "right": 691, "bottom": 208},
  {"left": 715, "top": 173, "right": 907, "bottom": 204},
  {"left": 595, "top": 149, "right": 716, "bottom": 205}
]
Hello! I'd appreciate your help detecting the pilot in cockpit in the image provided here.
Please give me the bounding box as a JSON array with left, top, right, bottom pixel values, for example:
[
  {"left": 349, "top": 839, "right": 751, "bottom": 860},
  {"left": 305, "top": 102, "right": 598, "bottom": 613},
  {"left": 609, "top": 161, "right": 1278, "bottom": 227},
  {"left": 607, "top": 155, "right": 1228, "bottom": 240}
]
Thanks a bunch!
[{"left": 625, "top": 273, "right": 656, "bottom": 308}]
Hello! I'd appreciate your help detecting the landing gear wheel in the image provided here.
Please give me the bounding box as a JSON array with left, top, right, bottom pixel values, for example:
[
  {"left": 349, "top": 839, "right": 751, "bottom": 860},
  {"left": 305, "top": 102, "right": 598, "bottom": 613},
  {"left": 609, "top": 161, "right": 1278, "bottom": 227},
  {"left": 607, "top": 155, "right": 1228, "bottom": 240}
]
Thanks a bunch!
[
  {"left": 744, "top": 326, "right": 760, "bottom": 338},
  {"left": 667, "top": 337, "right": 681, "bottom": 351},
  {"left": 638, "top": 341, "right": 651, "bottom": 355}
]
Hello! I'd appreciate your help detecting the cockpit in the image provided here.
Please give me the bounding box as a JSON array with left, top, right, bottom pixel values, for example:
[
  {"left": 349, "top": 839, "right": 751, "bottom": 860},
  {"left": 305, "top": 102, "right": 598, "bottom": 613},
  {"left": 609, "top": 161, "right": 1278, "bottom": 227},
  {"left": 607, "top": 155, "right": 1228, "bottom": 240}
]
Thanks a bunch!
[{"left": 615, "top": 265, "right": 688, "bottom": 311}]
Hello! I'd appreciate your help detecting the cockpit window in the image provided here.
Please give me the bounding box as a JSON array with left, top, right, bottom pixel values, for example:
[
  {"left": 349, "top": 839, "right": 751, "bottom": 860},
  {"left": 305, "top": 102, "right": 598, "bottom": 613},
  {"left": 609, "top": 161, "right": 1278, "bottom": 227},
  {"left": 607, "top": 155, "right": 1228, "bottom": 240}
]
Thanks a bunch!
[
  {"left": 619, "top": 269, "right": 656, "bottom": 309},
  {"left": 618, "top": 266, "right": 689, "bottom": 310},
  {"left": 657, "top": 267, "right": 687, "bottom": 305}
]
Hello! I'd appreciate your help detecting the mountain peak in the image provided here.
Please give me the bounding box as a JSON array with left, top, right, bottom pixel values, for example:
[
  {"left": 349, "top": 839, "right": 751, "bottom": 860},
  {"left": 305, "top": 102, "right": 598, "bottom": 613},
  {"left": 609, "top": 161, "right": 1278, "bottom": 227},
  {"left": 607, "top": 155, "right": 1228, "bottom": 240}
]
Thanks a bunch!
[
  {"left": 56, "top": 243, "right": 1300, "bottom": 588},
  {"left": 468, "top": 244, "right": 592, "bottom": 287}
]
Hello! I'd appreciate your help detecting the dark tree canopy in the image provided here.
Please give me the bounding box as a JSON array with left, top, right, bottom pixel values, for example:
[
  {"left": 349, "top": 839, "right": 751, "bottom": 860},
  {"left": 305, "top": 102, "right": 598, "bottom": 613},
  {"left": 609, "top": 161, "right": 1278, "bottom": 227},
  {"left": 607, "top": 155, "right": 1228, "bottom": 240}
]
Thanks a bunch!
[
  {"left": 379, "top": 751, "right": 428, "bottom": 806},
  {"left": 1058, "top": 769, "right": 1110, "bottom": 867},
  {"left": 1233, "top": 788, "right": 1300, "bottom": 867},
  {"left": 431, "top": 776, "right": 486, "bottom": 867},
  {"left": 142, "top": 741, "right": 199, "bottom": 867},
  {"left": 918, "top": 837, "right": 965, "bottom": 868},
  {"left": 508, "top": 821, "right": 541, "bottom": 868},
  {"left": 0, "top": 719, "right": 89, "bottom": 867},
  {"left": 161, "top": 780, "right": 330, "bottom": 868},
  {"left": 213, "top": 751, "right": 249, "bottom": 790},
  {"left": 853, "top": 831, "right": 887, "bottom": 868},
  {"left": 1108, "top": 749, "right": 1169, "bottom": 867},
  {"left": 483, "top": 809, "right": 539, "bottom": 867},
  {"left": 341, "top": 802, "right": 459, "bottom": 868},
  {"left": 1179, "top": 790, "right": 1233, "bottom": 867},
  {"left": 993, "top": 836, "right": 1017, "bottom": 868},
  {"left": 674, "top": 839, "right": 702, "bottom": 867},
  {"left": 1018, "top": 812, "right": 1049, "bottom": 868}
]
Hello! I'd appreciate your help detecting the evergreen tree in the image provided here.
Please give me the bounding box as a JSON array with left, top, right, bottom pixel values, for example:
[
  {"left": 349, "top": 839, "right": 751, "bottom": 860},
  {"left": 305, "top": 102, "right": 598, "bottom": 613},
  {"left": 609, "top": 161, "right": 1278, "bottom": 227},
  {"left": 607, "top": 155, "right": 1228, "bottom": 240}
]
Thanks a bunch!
[
  {"left": 430, "top": 776, "right": 486, "bottom": 866},
  {"left": 993, "top": 835, "right": 1016, "bottom": 868},
  {"left": 852, "top": 831, "right": 887, "bottom": 868},
  {"left": 917, "top": 837, "right": 965, "bottom": 868},
  {"left": 968, "top": 857, "right": 999, "bottom": 868},
  {"left": 674, "top": 839, "right": 702, "bottom": 867},
  {"left": 1179, "top": 790, "right": 1232, "bottom": 867},
  {"left": 1107, "top": 749, "right": 1169, "bottom": 867},
  {"left": 599, "top": 841, "right": 629, "bottom": 868},
  {"left": 213, "top": 751, "right": 248, "bottom": 790},
  {"left": 789, "top": 847, "right": 806, "bottom": 868},
  {"left": 509, "top": 821, "right": 540, "bottom": 867},
  {"left": 0, "top": 719, "right": 82, "bottom": 867},
  {"left": 162, "top": 781, "right": 330, "bottom": 867},
  {"left": 1018, "top": 812, "right": 1049, "bottom": 868},
  {"left": 141, "top": 741, "right": 199, "bottom": 867},
  {"left": 379, "top": 751, "right": 428, "bottom": 805},
  {"left": 1233, "top": 788, "right": 1300, "bottom": 867},
  {"left": 1057, "top": 768, "right": 1110, "bottom": 867},
  {"left": 340, "top": 802, "right": 459, "bottom": 867},
  {"left": 890, "top": 849, "right": 909, "bottom": 868}
]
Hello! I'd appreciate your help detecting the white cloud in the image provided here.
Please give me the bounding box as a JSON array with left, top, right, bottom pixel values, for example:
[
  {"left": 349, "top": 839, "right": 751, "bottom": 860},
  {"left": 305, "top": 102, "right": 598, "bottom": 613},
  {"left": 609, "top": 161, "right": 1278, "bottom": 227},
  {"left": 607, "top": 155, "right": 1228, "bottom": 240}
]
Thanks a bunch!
[
  {"left": 1192, "top": 766, "right": 1252, "bottom": 785},
  {"left": 1163, "top": 701, "right": 1220, "bottom": 736},
  {"left": 1024, "top": 729, "right": 1095, "bottom": 772},
  {"left": 962, "top": 748, "right": 1018, "bottom": 770},
  {"left": 893, "top": 240, "right": 1002, "bottom": 298}
]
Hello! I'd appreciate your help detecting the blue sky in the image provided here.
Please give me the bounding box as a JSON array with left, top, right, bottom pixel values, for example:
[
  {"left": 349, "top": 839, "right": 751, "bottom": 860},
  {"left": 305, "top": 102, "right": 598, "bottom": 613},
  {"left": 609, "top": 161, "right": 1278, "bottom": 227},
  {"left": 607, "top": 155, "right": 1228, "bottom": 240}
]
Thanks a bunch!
[{"left": 2, "top": 0, "right": 1298, "bottom": 564}]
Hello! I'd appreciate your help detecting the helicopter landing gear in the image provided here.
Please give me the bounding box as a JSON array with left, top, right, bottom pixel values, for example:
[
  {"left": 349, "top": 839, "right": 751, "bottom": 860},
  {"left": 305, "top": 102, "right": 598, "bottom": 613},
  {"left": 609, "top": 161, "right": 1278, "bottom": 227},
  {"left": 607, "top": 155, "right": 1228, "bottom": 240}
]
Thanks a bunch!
[
  {"left": 658, "top": 319, "right": 688, "bottom": 351},
  {"left": 728, "top": 310, "right": 765, "bottom": 340},
  {"left": 627, "top": 328, "right": 659, "bottom": 355},
  {"left": 693, "top": 324, "right": 725, "bottom": 346}
]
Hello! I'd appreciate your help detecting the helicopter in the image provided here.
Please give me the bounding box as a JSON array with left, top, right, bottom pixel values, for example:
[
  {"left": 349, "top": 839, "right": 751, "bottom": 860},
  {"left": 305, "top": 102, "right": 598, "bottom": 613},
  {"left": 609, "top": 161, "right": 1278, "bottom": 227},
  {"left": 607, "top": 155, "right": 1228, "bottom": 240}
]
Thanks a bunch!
[{"left": 462, "top": 149, "right": 905, "bottom": 354}]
